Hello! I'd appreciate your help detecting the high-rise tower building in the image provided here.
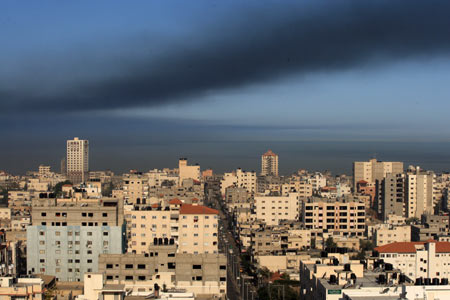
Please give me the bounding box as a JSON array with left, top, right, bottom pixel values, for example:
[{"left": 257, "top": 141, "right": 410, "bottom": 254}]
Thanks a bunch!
[
  {"left": 66, "top": 137, "right": 89, "bottom": 183},
  {"left": 261, "top": 149, "right": 279, "bottom": 176}
]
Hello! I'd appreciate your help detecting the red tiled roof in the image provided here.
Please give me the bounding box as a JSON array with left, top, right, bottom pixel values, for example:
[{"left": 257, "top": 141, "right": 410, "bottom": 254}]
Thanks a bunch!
[
  {"left": 169, "top": 198, "right": 182, "bottom": 205},
  {"left": 192, "top": 198, "right": 199, "bottom": 202},
  {"left": 263, "top": 149, "right": 277, "bottom": 157},
  {"left": 62, "top": 184, "right": 73, "bottom": 187},
  {"left": 180, "top": 204, "right": 218, "bottom": 215},
  {"left": 151, "top": 203, "right": 159, "bottom": 208},
  {"left": 375, "top": 241, "right": 450, "bottom": 253},
  {"left": 357, "top": 180, "right": 368, "bottom": 184}
]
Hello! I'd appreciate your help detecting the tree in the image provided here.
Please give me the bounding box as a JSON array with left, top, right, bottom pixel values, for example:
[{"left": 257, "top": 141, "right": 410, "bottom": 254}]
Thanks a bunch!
[
  {"left": 102, "top": 182, "right": 114, "bottom": 197},
  {"left": 0, "top": 188, "right": 8, "bottom": 206},
  {"left": 325, "top": 236, "right": 337, "bottom": 249},
  {"left": 53, "top": 180, "right": 72, "bottom": 197}
]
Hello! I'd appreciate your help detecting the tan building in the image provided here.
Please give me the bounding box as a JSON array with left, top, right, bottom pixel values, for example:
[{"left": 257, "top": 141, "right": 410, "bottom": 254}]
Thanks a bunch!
[
  {"left": 302, "top": 198, "right": 366, "bottom": 237},
  {"left": 353, "top": 158, "right": 403, "bottom": 190},
  {"left": 76, "top": 273, "right": 125, "bottom": 300},
  {"left": 252, "top": 227, "right": 311, "bottom": 255},
  {"left": 405, "top": 166, "right": 434, "bottom": 218},
  {"left": 123, "top": 173, "right": 149, "bottom": 205},
  {"left": 127, "top": 201, "right": 218, "bottom": 255},
  {"left": 373, "top": 224, "right": 411, "bottom": 246},
  {"left": 255, "top": 194, "right": 300, "bottom": 226},
  {"left": 66, "top": 137, "right": 89, "bottom": 183},
  {"left": 220, "top": 168, "right": 257, "bottom": 197},
  {"left": 256, "top": 254, "right": 310, "bottom": 273},
  {"left": 281, "top": 181, "right": 312, "bottom": 198},
  {"left": 38, "top": 165, "right": 51, "bottom": 177},
  {"left": 178, "top": 158, "right": 200, "bottom": 184},
  {"left": 261, "top": 149, "right": 279, "bottom": 176},
  {"left": 98, "top": 247, "right": 226, "bottom": 298},
  {"left": 31, "top": 197, "right": 123, "bottom": 227},
  {"left": 0, "top": 277, "right": 44, "bottom": 300}
]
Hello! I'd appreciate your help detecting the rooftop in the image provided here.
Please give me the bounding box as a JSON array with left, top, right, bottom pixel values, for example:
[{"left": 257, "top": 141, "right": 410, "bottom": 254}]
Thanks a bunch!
[
  {"left": 180, "top": 204, "right": 218, "bottom": 215},
  {"left": 375, "top": 241, "right": 450, "bottom": 253}
]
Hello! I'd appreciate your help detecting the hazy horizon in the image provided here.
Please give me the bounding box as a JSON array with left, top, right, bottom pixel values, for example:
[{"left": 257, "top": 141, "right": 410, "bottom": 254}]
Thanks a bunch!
[{"left": 3, "top": 140, "right": 450, "bottom": 177}]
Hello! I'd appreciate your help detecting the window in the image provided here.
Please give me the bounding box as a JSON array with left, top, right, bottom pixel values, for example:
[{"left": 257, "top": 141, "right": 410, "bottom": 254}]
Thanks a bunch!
[
  {"left": 193, "top": 265, "right": 202, "bottom": 269},
  {"left": 138, "top": 264, "right": 146, "bottom": 269}
]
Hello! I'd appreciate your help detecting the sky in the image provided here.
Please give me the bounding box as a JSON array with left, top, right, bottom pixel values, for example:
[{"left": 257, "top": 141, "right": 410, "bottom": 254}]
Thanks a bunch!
[{"left": 1, "top": 0, "right": 450, "bottom": 175}]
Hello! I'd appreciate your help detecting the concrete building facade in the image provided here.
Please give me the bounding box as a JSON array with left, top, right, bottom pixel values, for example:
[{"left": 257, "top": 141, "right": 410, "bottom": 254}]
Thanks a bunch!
[{"left": 66, "top": 137, "right": 89, "bottom": 183}]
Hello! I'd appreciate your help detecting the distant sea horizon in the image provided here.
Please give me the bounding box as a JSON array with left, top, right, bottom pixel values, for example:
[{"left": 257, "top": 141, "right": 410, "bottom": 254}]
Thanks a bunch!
[{"left": 3, "top": 140, "right": 450, "bottom": 177}]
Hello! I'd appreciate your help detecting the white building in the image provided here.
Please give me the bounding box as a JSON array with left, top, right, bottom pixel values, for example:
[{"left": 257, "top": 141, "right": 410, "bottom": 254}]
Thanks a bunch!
[
  {"left": 255, "top": 193, "right": 300, "bottom": 226},
  {"left": 375, "top": 240, "right": 450, "bottom": 280},
  {"left": 66, "top": 137, "right": 89, "bottom": 183}
]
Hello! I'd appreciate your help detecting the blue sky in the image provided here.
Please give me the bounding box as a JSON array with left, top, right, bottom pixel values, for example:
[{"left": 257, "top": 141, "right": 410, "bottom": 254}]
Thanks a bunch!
[{"left": 1, "top": 1, "right": 450, "bottom": 174}]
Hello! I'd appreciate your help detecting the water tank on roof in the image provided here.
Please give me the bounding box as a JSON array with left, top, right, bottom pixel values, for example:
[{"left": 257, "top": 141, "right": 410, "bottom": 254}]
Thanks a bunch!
[{"left": 329, "top": 275, "right": 337, "bottom": 284}]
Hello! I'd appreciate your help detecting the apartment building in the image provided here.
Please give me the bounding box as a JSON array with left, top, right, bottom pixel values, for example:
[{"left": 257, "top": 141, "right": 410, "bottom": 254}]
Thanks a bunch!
[
  {"left": 305, "top": 172, "right": 327, "bottom": 191},
  {"left": 0, "top": 277, "right": 44, "bottom": 300},
  {"left": 27, "top": 197, "right": 125, "bottom": 281},
  {"left": 252, "top": 227, "right": 311, "bottom": 255},
  {"left": 224, "top": 187, "right": 251, "bottom": 213},
  {"left": 261, "top": 149, "right": 279, "bottom": 176},
  {"left": 372, "top": 224, "right": 411, "bottom": 246},
  {"left": 353, "top": 158, "right": 403, "bottom": 190},
  {"left": 375, "top": 240, "right": 450, "bottom": 280},
  {"left": 381, "top": 173, "right": 405, "bottom": 220},
  {"left": 98, "top": 245, "right": 227, "bottom": 297},
  {"left": 122, "top": 173, "right": 149, "bottom": 205},
  {"left": 281, "top": 180, "right": 312, "bottom": 198},
  {"left": 146, "top": 169, "right": 179, "bottom": 187},
  {"left": 410, "top": 215, "right": 449, "bottom": 241},
  {"left": 76, "top": 273, "right": 126, "bottom": 300},
  {"left": 405, "top": 166, "right": 434, "bottom": 219},
  {"left": 178, "top": 158, "right": 200, "bottom": 184},
  {"left": 127, "top": 202, "right": 219, "bottom": 255},
  {"left": 66, "top": 137, "right": 89, "bottom": 184},
  {"left": 254, "top": 193, "right": 300, "bottom": 226},
  {"left": 38, "top": 165, "right": 51, "bottom": 177},
  {"left": 302, "top": 198, "right": 366, "bottom": 237},
  {"left": 220, "top": 168, "right": 257, "bottom": 196},
  {"left": 300, "top": 252, "right": 450, "bottom": 300}
]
